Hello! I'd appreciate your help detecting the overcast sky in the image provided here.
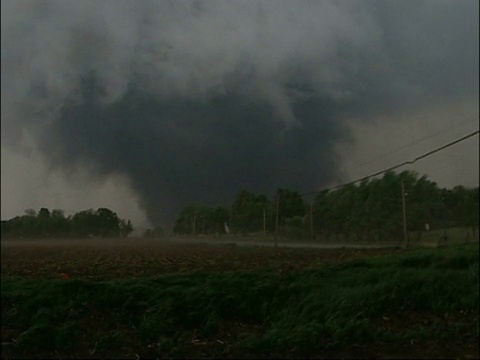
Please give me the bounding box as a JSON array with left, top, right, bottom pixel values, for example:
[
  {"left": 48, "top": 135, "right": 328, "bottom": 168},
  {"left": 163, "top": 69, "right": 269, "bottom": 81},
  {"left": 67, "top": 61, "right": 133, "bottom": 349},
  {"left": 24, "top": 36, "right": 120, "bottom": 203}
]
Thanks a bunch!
[{"left": 1, "top": 0, "right": 479, "bottom": 228}]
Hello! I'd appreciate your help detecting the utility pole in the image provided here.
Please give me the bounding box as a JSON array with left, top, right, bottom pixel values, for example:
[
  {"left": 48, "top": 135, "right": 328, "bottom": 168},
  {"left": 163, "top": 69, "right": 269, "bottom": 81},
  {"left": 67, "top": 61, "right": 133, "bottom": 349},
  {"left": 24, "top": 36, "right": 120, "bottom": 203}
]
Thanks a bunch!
[
  {"left": 310, "top": 202, "right": 314, "bottom": 240},
  {"left": 274, "top": 193, "right": 280, "bottom": 248},
  {"left": 401, "top": 181, "right": 408, "bottom": 247},
  {"left": 441, "top": 194, "right": 448, "bottom": 244},
  {"left": 263, "top": 207, "right": 266, "bottom": 234},
  {"left": 192, "top": 212, "right": 197, "bottom": 236}
]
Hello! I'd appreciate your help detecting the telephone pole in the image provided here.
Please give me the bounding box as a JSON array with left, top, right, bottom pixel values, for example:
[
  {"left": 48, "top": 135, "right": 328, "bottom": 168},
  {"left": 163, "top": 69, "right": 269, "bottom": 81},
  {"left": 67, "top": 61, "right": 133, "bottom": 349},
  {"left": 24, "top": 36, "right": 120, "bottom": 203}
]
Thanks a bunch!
[
  {"left": 274, "top": 193, "right": 280, "bottom": 248},
  {"left": 310, "top": 202, "right": 314, "bottom": 240},
  {"left": 192, "top": 212, "right": 197, "bottom": 236},
  {"left": 401, "top": 181, "right": 408, "bottom": 247},
  {"left": 263, "top": 207, "right": 266, "bottom": 234}
]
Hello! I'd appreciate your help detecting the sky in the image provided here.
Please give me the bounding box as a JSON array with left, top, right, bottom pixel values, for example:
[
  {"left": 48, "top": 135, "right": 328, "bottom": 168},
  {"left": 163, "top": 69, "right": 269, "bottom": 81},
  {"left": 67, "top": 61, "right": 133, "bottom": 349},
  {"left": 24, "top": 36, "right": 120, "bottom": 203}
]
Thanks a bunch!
[{"left": 1, "top": 0, "right": 479, "bottom": 229}]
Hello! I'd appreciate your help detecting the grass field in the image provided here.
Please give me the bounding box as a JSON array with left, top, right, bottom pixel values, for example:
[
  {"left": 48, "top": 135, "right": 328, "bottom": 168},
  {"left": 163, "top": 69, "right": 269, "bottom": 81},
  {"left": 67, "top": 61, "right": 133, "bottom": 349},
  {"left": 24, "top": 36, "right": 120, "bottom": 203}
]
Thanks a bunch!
[
  {"left": 1, "top": 239, "right": 478, "bottom": 358},
  {"left": 409, "top": 226, "right": 478, "bottom": 245}
]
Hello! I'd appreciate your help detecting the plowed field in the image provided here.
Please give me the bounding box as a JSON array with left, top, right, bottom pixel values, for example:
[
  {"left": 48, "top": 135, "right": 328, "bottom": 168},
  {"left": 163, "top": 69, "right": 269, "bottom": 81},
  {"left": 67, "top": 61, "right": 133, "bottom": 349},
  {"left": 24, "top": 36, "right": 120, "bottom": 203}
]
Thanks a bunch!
[{"left": 1, "top": 237, "right": 403, "bottom": 279}]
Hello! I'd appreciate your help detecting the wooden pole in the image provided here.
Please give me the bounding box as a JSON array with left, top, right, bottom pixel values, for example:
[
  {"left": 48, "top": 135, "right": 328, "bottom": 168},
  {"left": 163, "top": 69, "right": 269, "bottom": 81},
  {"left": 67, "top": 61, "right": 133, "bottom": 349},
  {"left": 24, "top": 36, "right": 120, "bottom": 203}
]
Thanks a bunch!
[
  {"left": 401, "top": 181, "right": 408, "bottom": 247},
  {"left": 310, "top": 202, "right": 314, "bottom": 240},
  {"left": 193, "top": 212, "right": 197, "bottom": 236},
  {"left": 275, "top": 193, "right": 280, "bottom": 248},
  {"left": 263, "top": 207, "right": 266, "bottom": 234}
]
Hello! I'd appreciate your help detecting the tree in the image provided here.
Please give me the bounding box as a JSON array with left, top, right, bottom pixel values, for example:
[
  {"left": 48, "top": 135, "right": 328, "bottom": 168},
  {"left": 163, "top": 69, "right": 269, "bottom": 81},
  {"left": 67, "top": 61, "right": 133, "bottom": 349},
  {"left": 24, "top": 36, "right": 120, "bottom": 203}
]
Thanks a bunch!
[
  {"left": 174, "top": 205, "right": 200, "bottom": 234},
  {"left": 406, "top": 175, "right": 442, "bottom": 240},
  {"left": 463, "top": 187, "right": 479, "bottom": 237},
  {"left": 71, "top": 209, "right": 97, "bottom": 236},
  {"left": 211, "top": 206, "right": 230, "bottom": 235},
  {"left": 2, "top": 207, "right": 132, "bottom": 239},
  {"left": 231, "top": 190, "right": 270, "bottom": 234},
  {"left": 50, "top": 209, "right": 71, "bottom": 236},
  {"left": 313, "top": 189, "right": 331, "bottom": 240},
  {"left": 276, "top": 188, "right": 305, "bottom": 225},
  {"left": 24, "top": 209, "right": 37, "bottom": 217},
  {"left": 36, "top": 208, "right": 52, "bottom": 236},
  {"left": 351, "top": 179, "right": 372, "bottom": 241},
  {"left": 37, "top": 208, "right": 50, "bottom": 219},
  {"left": 274, "top": 188, "right": 307, "bottom": 239},
  {"left": 95, "top": 208, "right": 121, "bottom": 236},
  {"left": 174, "top": 205, "right": 231, "bottom": 235}
]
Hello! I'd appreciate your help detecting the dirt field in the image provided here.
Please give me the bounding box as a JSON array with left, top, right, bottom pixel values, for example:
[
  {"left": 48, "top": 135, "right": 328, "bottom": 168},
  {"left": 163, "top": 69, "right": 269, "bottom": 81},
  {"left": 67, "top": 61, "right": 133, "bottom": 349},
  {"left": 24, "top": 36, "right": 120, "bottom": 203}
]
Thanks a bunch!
[
  {"left": 1, "top": 239, "right": 478, "bottom": 359},
  {"left": 1, "top": 237, "right": 404, "bottom": 279}
]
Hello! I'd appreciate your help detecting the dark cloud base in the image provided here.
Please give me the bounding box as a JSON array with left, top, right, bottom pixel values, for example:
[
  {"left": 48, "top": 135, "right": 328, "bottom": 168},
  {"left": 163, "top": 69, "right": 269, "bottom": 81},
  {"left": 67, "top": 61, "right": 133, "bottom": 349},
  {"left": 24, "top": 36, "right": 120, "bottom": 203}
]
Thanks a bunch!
[{"left": 39, "top": 74, "right": 346, "bottom": 225}]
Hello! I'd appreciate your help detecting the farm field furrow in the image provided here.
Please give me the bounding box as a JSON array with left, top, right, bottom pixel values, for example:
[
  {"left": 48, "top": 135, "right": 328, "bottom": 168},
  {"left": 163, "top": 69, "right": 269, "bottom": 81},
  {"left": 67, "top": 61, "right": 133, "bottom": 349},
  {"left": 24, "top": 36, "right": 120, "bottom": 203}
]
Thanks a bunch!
[{"left": 1, "top": 238, "right": 401, "bottom": 279}]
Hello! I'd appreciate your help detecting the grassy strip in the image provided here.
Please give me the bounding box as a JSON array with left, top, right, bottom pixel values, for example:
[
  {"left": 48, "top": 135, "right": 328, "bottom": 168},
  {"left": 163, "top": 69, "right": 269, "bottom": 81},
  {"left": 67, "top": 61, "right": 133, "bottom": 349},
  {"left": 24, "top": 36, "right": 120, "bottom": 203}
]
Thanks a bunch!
[{"left": 1, "top": 243, "right": 479, "bottom": 358}]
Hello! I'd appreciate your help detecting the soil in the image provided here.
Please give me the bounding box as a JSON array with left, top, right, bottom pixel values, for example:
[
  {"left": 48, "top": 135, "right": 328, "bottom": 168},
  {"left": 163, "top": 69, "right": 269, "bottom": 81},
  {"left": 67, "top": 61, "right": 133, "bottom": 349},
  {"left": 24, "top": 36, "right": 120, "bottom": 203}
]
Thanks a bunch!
[
  {"left": 0, "top": 237, "right": 404, "bottom": 279},
  {"left": 1, "top": 238, "right": 478, "bottom": 359}
]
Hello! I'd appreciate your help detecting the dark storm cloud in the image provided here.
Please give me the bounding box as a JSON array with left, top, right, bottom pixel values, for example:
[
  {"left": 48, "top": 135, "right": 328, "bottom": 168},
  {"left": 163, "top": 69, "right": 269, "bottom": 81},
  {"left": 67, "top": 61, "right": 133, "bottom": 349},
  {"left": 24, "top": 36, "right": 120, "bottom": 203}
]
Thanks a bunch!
[
  {"left": 2, "top": 0, "right": 478, "bottom": 224},
  {"left": 40, "top": 75, "right": 345, "bottom": 223}
]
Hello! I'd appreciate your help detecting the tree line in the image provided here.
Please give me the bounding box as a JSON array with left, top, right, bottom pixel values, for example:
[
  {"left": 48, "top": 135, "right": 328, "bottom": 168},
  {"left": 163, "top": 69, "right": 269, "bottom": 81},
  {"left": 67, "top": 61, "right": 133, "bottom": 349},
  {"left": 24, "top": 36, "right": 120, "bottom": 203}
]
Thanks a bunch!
[
  {"left": 2, "top": 170, "right": 477, "bottom": 242},
  {"left": 1, "top": 207, "right": 133, "bottom": 239},
  {"left": 173, "top": 170, "right": 479, "bottom": 241}
]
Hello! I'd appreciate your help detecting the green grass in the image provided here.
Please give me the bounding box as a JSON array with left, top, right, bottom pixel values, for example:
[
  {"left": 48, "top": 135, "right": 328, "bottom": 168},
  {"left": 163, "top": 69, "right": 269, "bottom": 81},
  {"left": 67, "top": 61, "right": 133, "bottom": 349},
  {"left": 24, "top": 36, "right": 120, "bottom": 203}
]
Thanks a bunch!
[
  {"left": 409, "top": 226, "right": 478, "bottom": 245},
  {"left": 1, "top": 243, "right": 478, "bottom": 358}
]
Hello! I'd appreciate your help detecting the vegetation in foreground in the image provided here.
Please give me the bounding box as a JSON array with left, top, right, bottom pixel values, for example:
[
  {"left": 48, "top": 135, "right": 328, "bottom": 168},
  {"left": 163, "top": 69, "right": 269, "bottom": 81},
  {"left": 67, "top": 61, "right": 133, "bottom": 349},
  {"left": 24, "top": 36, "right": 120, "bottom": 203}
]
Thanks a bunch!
[{"left": 1, "top": 243, "right": 479, "bottom": 359}]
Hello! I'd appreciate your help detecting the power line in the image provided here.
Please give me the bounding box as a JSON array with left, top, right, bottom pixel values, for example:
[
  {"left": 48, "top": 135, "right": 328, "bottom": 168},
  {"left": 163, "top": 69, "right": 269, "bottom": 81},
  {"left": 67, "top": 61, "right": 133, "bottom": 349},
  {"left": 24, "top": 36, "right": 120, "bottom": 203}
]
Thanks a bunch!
[
  {"left": 355, "top": 117, "right": 479, "bottom": 170},
  {"left": 301, "top": 129, "right": 479, "bottom": 197}
]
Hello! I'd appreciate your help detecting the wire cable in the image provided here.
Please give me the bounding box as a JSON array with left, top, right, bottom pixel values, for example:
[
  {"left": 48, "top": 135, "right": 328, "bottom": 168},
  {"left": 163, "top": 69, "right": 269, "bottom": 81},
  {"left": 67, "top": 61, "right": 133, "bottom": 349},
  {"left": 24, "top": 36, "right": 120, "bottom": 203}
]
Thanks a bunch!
[
  {"left": 300, "top": 129, "right": 479, "bottom": 197},
  {"left": 355, "top": 117, "right": 479, "bottom": 169}
]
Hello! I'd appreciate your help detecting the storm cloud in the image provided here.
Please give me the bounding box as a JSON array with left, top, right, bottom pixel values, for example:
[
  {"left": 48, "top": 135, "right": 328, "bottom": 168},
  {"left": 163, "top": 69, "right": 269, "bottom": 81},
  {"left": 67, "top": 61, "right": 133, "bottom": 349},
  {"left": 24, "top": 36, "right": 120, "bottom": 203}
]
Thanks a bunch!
[{"left": 2, "top": 0, "right": 478, "bottom": 225}]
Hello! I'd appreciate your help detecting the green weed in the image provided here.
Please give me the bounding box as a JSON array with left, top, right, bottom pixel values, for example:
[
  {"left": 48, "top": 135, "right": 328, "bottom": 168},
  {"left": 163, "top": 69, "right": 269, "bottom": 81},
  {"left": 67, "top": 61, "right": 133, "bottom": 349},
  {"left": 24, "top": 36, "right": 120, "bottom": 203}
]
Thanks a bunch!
[{"left": 1, "top": 243, "right": 478, "bottom": 357}]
